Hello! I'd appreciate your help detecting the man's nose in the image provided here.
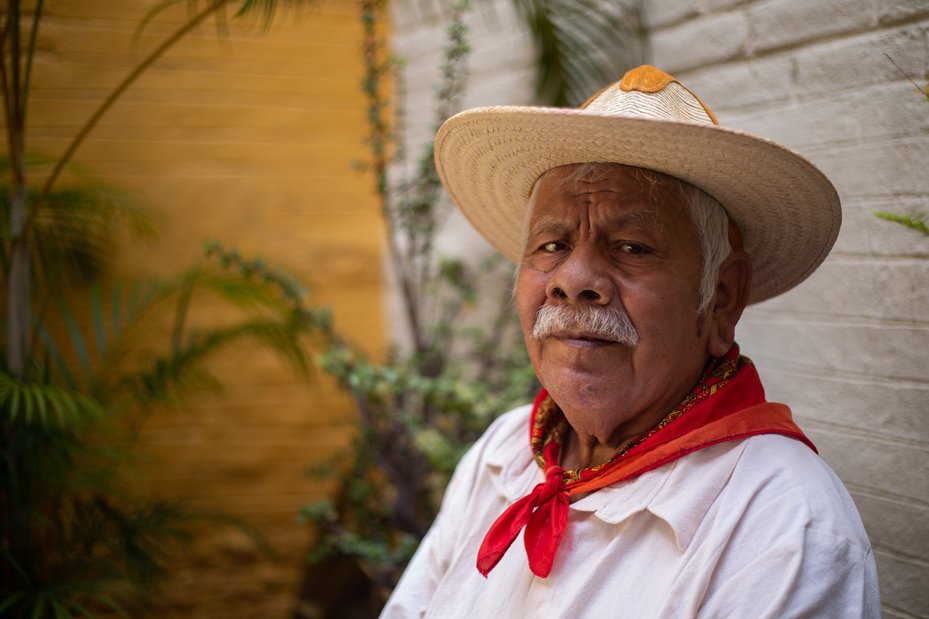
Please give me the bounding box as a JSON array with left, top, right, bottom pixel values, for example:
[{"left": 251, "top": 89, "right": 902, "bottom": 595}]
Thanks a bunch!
[{"left": 546, "top": 243, "right": 613, "bottom": 305}]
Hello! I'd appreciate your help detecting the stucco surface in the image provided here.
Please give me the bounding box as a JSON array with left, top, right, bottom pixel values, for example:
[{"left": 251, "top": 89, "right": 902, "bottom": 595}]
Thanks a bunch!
[{"left": 392, "top": 1, "right": 929, "bottom": 616}]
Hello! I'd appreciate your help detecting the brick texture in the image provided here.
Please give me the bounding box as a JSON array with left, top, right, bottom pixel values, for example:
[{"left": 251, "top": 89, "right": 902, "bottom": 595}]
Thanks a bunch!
[
  {"left": 393, "top": 1, "right": 929, "bottom": 616},
  {"left": 650, "top": 3, "right": 929, "bottom": 615},
  {"left": 651, "top": 11, "right": 750, "bottom": 71},
  {"left": 745, "top": 0, "right": 878, "bottom": 54},
  {"left": 642, "top": 0, "right": 700, "bottom": 29}
]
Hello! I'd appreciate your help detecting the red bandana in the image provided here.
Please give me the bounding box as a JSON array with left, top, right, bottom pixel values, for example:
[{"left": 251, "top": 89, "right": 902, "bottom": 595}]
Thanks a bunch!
[{"left": 476, "top": 347, "right": 815, "bottom": 578}]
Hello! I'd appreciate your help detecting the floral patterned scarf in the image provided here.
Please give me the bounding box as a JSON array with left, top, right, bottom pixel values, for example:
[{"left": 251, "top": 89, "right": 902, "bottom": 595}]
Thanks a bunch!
[{"left": 476, "top": 345, "right": 815, "bottom": 578}]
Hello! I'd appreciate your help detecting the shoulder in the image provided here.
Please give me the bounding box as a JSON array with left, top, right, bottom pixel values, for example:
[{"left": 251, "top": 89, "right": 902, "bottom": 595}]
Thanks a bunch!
[
  {"left": 729, "top": 434, "right": 868, "bottom": 540},
  {"left": 645, "top": 432, "right": 869, "bottom": 555},
  {"left": 692, "top": 435, "right": 880, "bottom": 616},
  {"left": 707, "top": 434, "right": 876, "bottom": 591},
  {"left": 657, "top": 433, "right": 873, "bottom": 575}
]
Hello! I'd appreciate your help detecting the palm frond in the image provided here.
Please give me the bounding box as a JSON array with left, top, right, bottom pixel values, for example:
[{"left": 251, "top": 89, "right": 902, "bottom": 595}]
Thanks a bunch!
[
  {"left": 0, "top": 592, "right": 27, "bottom": 617},
  {"left": 1, "top": 584, "right": 131, "bottom": 619},
  {"left": 0, "top": 159, "right": 157, "bottom": 287},
  {"left": 173, "top": 267, "right": 292, "bottom": 311},
  {"left": 233, "top": 0, "right": 319, "bottom": 23},
  {"left": 54, "top": 298, "right": 93, "bottom": 383},
  {"left": 35, "top": 280, "right": 171, "bottom": 394},
  {"left": 89, "top": 282, "right": 106, "bottom": 357},
  {"left": 118, "top": 316, "right": 311, "bottom": 410},
  {"left": 0, "top": 545, "right": 28, "bottom": 580},
  {"left": 135, "top": 0, "right": 319, "bottom": 44},
  {"left": 0, "top": 371, "right": 104, "bottom": 428},
  {"left": 508, "top": 0, "right": 646, "bottom": 106},
  {"left": 1, "top": 496, "right": 211, "bottom": 618},
  {"left": 57, "top": 597, "right": 97, "bottom": 619},
  {"left": 29, "top": 595, "right": 48, "bottom": 619},
  {"left": 29, "top": 183, "right": 157, "bottom": 284}
]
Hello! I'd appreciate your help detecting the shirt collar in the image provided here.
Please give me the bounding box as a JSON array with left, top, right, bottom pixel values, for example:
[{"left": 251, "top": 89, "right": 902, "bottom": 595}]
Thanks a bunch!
[
  {"left": 484, "top": 414, "right": 748, "bottom": 552},
  {"left": 644, "top": 440, "right": 748, "bottom": 549}
]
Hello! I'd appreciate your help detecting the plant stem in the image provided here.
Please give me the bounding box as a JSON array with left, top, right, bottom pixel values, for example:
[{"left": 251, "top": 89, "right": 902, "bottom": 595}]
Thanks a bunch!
[
  {"left": 360, "top": 0, "right": 426, "bottom": 355},
  {"left": 4, "top": 0, "right": 30, "bottom": 379},
  {"left": 21, "top": 0, "right": 42, "bottom": 123},
  {"left": 29, "top": 0, "right": 229, "bottom": 229}
]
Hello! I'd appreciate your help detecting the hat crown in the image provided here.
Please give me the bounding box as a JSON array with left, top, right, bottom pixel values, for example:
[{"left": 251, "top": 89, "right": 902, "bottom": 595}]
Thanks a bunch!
[
  {"left": 433, "top": 64, "right": 841, "bottom": 304},
  {"left": 581, "top": 64, "right": 719, "bottom": 126},
  {"left": 618, "top": 64, "right": 677, "bottom": 93}
]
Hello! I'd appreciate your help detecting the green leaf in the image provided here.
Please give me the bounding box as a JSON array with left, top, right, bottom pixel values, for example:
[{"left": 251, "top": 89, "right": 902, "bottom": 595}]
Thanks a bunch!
[
  {"left": 60, "top": 597, "right": 96, "bottom": 619},
  {"left": 9, "top": 383, "right": 24, "bottom": 422},
  {"left": 0, "top": 372, "right": 103, "bottom": 428},
  {"left": 37, "top": 324, "right": 78, "bottom": 390},
  {"left": 50, "top": 599, "right": 72, "bottom": 619},
  {"left": 0, "top": 592, "right": 26, "bottom": 617},
  {"left": 0, "top": 546, "right": 29, "bottom": 580},
  {"left": 90, "top": 282, "right": 107, "bottom": 356},
  {"left": 30, "top": 595, "right": 47, "bottom": 619},
  {"left": 874, "top": 211, "right": 929, "bottom": 236},
  {"left": 83, "top": 593, "right": 129, "bottom": 619},
  {"left": 57, "top": 298, "right": 92, "bottom": 383},
  {"left": 34, "top": 382, "right": 49, "bottom": 422}
]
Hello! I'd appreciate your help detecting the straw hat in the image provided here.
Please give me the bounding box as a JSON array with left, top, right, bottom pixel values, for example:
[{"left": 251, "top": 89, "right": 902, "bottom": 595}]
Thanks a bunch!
[{"left": 434, "top": 65, "right": 840, "bottom": 304}]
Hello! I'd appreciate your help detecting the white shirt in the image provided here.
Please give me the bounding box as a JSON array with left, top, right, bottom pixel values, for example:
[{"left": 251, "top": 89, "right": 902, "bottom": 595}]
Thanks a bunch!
[{"left": 382, "top": 404, "right": 880, "bottom": 618}]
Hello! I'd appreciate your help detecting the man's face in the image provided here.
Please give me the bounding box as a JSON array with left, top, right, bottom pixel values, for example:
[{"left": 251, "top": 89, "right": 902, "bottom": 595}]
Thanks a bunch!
[{"left": 515, "top": 164, "right": 714, "bottom": 443}]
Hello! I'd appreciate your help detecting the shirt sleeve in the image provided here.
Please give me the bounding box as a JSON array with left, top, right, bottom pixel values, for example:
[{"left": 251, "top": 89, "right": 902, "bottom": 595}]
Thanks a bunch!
[
  {"left": 696, "top": 525, "right": 880, "bottom": 618},
  {"left": 378, "top": 521, "right": 443, "bottom": 619}
]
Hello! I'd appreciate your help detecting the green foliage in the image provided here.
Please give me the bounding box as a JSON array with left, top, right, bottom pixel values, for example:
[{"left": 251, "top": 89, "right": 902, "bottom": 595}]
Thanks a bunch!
[
  {"left": 877, "top": 55, "right": 929, "bottom": 237},
  {"left": 0, "top": 372, "right": 104, "bottom": 427},
  {"left": 302, "top": 0, "right": 646, "bottom": 603},
  {"left": 0, "top": 155, "right": 157, "bottom": 287},
  {"left": 0, "top": 245, "right": 321, "bottom": 617},
  {"left": 1, "top": 2, "right": 326, "bottom": 615},
  {"left": 508, "top": 0, "right": 646, "bottom": 106},
  {"left": 874, "top": 211, "right": 929, "bottom": 237},
  {"left": 301, "top": 3, "right": 646, "bottom": 602},
  {"left": 299, "top": 0, "right": 537, "bottom": 603}
]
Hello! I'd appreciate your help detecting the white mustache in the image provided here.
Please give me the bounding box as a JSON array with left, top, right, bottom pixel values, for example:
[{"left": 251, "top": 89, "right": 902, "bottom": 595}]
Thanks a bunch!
[{"left": 532, "top": 304, "right": 640, "bottom": 347}]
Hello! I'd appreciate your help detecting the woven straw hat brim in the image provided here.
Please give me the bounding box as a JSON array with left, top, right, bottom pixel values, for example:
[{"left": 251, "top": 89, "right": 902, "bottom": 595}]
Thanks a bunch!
[{"left": 435, "top": 106, "right": 841, "bottom": 305}]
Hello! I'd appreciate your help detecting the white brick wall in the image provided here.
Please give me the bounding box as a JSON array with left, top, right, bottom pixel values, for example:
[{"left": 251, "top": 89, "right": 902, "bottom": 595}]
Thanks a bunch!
[
  {"left": 388, "top": 0, "right": 535, "bottom": 344},
  {"left": 391, "top": 0, "right": 535, "bottom": 165},
  {"left": 653, "top": 2, "right": 929, "bottom": 616},
  {"left": 392, "top": 1, "right": 929, "bottom": 615}
]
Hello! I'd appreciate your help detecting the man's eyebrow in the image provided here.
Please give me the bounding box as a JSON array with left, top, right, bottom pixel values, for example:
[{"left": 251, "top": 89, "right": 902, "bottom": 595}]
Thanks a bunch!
[
  {"left": 527, "top": 209, "right": 662, "bottom": 237},
  {"left": 602, "top": 209, "right": 663, "bottom": 227},
  {"left": 526, "top": 218, "right": 573, "bottom": 238}
]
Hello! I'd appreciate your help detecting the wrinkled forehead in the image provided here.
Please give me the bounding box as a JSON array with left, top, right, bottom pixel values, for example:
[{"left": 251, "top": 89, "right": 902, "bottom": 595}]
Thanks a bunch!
[
  {"left": 524, "top": 163, "right": 695, "bottom": 229},
  {"left": 530, "top": 163, "right": 690, "bottom": 203}
]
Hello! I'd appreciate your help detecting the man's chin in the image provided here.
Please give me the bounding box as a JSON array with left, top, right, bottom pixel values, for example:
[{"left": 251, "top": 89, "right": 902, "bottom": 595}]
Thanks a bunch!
[{"left": 540, "top": 363, "right": 630, "bottom": 404}]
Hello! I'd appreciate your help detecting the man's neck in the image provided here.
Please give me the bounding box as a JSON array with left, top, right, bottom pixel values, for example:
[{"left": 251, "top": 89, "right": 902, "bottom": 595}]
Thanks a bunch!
[{"left": 561, "top": 428, "right": 638, "bottom": 470}]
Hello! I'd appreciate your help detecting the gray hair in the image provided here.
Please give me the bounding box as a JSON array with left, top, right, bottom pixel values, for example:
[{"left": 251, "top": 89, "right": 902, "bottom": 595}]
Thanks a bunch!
[{"left": 526, "top": 163, "right": 732, "bottom": 314}]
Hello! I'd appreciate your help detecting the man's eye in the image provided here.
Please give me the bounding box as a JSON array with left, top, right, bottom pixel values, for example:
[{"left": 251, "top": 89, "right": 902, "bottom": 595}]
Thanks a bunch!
[
  {"left": 540, "top": 241, "right": 565, "bottom": 253},
  {"left": 618, "top": 243, "right": 648, "bottom": 255}
]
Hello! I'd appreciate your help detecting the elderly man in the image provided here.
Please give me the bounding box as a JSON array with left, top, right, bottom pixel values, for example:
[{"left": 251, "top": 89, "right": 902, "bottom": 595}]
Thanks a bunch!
[{"left": 381, "top": 65, "right": 879, "bottom": 617}]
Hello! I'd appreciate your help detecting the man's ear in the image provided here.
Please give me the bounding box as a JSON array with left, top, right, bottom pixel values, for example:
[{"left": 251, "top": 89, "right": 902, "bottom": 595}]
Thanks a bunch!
[{"left": 706, "top": 251, "right": 752, "bottom": 357}]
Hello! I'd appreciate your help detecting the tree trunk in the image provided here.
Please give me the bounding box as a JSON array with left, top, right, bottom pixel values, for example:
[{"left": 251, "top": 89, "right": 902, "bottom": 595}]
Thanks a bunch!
[
  {"left": 4, "top": 0, "right": 30, "bottom": 379},
  {"left": 7, "top": 188, "right": 29, "bottom": 379}
]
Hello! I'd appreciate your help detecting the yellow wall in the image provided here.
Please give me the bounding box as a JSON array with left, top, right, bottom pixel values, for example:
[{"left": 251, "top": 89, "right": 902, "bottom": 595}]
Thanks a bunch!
[{"left": 17, "top": 1, "right": 386, "bottom": 615}]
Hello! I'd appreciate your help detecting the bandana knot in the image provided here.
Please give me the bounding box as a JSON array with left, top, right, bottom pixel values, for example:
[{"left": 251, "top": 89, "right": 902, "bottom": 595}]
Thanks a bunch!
[
  {"left": 539, "top": 466, "right": 564, "bottom": 499},
  {"left": 475, "top": 346, "right": 816, "bottom": 580},
  {"left": 475, "top": 463, "right": 570, "bottom": 578}
]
